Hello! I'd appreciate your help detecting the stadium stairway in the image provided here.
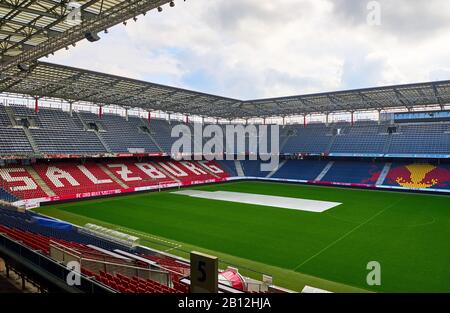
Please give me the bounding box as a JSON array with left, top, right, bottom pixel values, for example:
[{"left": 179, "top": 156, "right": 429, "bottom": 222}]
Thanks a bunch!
[
  {"left": 92, "top": 130, "right": 113, "bottom": 153},
  {"left": 278, "top": 131, "right": 292, "bottom": 154},
  {"left": 321, "top": 161, "right": 383, "bottom": 185},
  {"left": 22, "top": 127, "right": 40, "bottom": 154},
  {"left": 138, "top": 118, "right": 165, "bottom": 153},
  {"left": 266, "top": 159, "right": 287, "bottom": 178},
  {"left": 382, "top": 134, "right": 393, "bottom": 154},
  {"left": 240, "top": 160, "right": 272, "bottom": 177},
  {"left": 234, "top": 160, "right": 245, "bottom": 177},
  {"left": 198, "top": 161, "right": 220, "bottom": 179},
  {"left": 25, "top": 166, "right": 56, "bottom": 197},
  {"left": 199, "top": 161, "right": 230, "bottom": 179},
  {"left": 215, "top": 160, "right": 238, "bottom": 177},
  {"left": 4, "top": 106, "right": 16, "bottom": 126},
  {"left": 73, "top": 111, "right": 89, "bottom": 129},
  {"left": 324, "top": 134, "right": 336, "bottom": 154},
  {"left": 97, "top": 163, "right": 129, "bottom": 189},
  {"left": 104, "top": 160, "right": 173, "bottom": 188},
  {"left": 376, "top": 163, "right": 391, "bottom": 185},
  {"left": 153, "top": 162, "right": 181, "bottom": 184},
  {"left": 73, "top": 110, "right": 107, "bottom": 154},
  {"left": 175, "top": 161, "right": 223, "bottom": 183},
  {"left": 314, "top": 161, "right": 335, "bottom": 181}
]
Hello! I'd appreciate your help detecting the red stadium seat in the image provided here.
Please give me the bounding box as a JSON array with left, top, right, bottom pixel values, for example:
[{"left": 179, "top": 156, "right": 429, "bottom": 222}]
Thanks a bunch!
[{"left": 1, "top": 159, "right": 231, "bottom": 201}]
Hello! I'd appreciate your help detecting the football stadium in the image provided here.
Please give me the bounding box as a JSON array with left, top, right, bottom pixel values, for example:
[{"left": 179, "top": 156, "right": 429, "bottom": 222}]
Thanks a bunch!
[{"left": 0, "top": 0, "right": 450, "bottom": 298}]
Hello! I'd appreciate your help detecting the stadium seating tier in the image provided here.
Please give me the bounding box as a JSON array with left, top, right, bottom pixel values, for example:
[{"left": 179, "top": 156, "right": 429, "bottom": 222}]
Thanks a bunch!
[
  {"left": 1, "top": 105, "right": 449, "bottom": 157},
  {"left": 0, "top": 159, "right": 229, "bottom": 201}
]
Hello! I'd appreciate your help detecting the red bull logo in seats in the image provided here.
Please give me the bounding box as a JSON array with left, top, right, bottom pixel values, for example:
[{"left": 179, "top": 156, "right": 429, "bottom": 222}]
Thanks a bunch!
[{"left": 386, "top": 164, "right": 450, "bottom": 189}]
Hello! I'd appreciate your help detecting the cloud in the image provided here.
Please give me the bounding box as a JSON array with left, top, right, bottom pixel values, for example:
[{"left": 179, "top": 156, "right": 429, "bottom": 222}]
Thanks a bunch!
[
  {"left": 46, "top": 26, "right": 186, "bottom": 86},
  {"left": 332, "top": 0, "right": 450, "bottom": 40},
  {"left": 46, "top": 0, "right": 450, "bottom": 101}
]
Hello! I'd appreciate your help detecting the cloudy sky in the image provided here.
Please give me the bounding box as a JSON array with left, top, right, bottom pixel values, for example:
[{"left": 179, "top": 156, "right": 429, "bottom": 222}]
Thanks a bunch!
[{"left": 47, "top": 0, "right": 450, "bottom": 100}]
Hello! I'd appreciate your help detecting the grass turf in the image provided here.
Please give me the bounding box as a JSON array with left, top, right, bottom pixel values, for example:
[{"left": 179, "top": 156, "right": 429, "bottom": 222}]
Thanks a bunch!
[{"left": 34, "top": 181, "right": 450, "bottom": 292}]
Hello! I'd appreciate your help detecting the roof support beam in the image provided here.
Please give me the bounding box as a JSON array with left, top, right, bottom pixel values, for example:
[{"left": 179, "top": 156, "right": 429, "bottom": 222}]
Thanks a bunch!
[
  {"left": 431, "top": 83, "right": 444, "bottom": 109},
  {"left": 326, "top": 94, "right": 348, "bottom": 111},
  {"left": 0, "top": 2, "right": 64, "bottom": 19},
  {"left": 358, "top": 92, "right": 385, "bottom": 109},
  {"left": 0, "top": 0, "right": 67, "bottom": 58},
  {"left": 75, "top": 79, "right": 123, "bottom": 102},
  {"left": 0, "top": 76, "right": 27, "bottom": 93},
  {"left": 99, "top": 85, "right": 151, "bottom": 103},
  {"left": 3, "top": 61, "right": 450, "bottom": 119},
  {"left": 393, "top": 88, "right": 411, "bottom": 108},
  {"left": 29, "top": 72, "right": 87, "bottom": 96},
  {"left": 1, "top": 0, "right": 172, "bottom": 71},
  {"left": 117, "top": 91, "right": 179, "bottom": 110},
  {"left": 0, "top": 18, "right": 55, "bottom": 33}
]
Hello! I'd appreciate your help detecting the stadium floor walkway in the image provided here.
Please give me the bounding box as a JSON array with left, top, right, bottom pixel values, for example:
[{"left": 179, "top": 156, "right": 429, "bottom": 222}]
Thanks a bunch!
[{"left": 0, "top": 258, "right": 38, "bottom": 293}]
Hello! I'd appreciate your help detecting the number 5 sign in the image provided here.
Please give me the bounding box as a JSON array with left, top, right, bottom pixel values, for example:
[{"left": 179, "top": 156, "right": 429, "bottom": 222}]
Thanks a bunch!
[{"left": 190, "top": 251, "right": 218, "bottom": 293}]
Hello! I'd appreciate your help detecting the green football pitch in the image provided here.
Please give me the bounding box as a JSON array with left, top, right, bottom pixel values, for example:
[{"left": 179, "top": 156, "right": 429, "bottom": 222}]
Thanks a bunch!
[{"left": 34, "top": 181, "right": 450, "bottom": 293}]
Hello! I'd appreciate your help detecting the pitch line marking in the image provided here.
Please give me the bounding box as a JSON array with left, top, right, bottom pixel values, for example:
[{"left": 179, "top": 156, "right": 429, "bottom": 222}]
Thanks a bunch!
[
  {"left": 165, "top": 245, "right": 183, "bottom": 252},
  {"left": 115, "top": 227, "right": 181, "bottom": 247},
  {"left": 66, "top": 215, "right": 179, "bottom": 246},
  {"left": 39, "top": 210, "right": 183, "bottom": 249},
  {"left": 293, "top": 198, "right": 404, "bottom": 271}
]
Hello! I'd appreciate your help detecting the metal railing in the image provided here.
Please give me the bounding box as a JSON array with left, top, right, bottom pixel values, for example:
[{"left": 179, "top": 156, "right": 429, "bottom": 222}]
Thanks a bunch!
[{"left": 0, "top": 233, "right": 114, "bottom": 293}]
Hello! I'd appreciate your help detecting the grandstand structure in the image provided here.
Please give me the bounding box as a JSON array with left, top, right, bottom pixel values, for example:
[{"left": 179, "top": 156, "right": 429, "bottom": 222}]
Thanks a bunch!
[
  {"left": 1, "top": 0, "right": 450, "bottom": 294},
  {"left": 0, "top": 0, "right": 173, "bottom": 70}
]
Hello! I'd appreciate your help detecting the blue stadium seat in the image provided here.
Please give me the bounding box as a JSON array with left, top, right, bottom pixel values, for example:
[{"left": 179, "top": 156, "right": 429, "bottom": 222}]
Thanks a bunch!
[
  {"left": 321, "top": 161, "right": 383, "bottom": 184},
  {"left": 272, "top": 159, "right": 328, "bottom": 180}
]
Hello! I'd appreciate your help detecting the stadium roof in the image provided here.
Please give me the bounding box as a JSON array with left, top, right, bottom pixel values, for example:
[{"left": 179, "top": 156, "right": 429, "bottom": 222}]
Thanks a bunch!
[
  {"left": 2, "top": 61, "right": 450, "bottom": 119},
  {"left": 0, "top": 61, "right": 244, "bottom": 117},
  {"left": 0, "top": 0, "right": 172, "bottom": 71},
  {"left": 247, "top": 79, "right": 450, "bottom": 118},
  {"left": 1, "top": 1, "right": 449, "bottom": 119}
]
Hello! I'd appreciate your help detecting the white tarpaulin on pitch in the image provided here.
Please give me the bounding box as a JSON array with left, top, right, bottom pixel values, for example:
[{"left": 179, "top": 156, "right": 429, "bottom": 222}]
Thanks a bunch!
[{"left": 172, "top": 190, "right": 341, "bottom": 213}]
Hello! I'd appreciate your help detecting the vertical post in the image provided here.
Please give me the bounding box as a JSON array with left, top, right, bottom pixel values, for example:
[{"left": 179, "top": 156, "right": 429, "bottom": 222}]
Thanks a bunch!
[
  {"left": 69, "top": 102, "right": 73, "bottom": 117},
  {"left": 148, "top": 111, "right": 151, "bottom": 124},
  {"left": 282, "top": 116, "right": 285, "bottom": 126},
  {"left": 216, "top": 118, "right": 219, "bottom": 124},
  {"left": 190, "top": 251, "right": 219, "bottom": 293},
  {"left": 326, "top": 113, "right": 329, "bottom": 126},
  {"left": 125, "top": 108, "right": 129, "bottom": 121},
  {"left": 303, "top": 115, "right": 307, "bottom": 128},
  {"left": 34, "top": 97, "right": 39, "bottom": 113},
  {"left": 98, "top": 105, "right": 103, "bottom": 119},
  {"left": 378, "top": 109, "right": 381, "bottom": 125},
  {"left": 351, "top": 111, "right": 354, "bottom": 126},
  {"left": 185, "top": 115, "right": 189, "bottom": 124},
  {"left": 263, "top": 117, "right": 266, "bottom": 125}
]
